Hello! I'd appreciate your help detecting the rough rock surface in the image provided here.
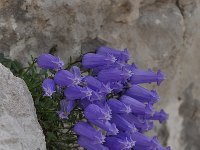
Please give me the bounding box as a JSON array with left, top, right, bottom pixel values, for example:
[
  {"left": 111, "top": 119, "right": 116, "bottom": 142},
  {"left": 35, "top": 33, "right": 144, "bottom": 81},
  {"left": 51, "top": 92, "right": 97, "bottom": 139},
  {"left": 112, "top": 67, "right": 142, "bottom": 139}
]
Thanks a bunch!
[
  {"left": 0, "top": 0, "right": 200, "bottom": 150},
  {"left": 0, "top": 63, "right": 46, "bottom": 150}
]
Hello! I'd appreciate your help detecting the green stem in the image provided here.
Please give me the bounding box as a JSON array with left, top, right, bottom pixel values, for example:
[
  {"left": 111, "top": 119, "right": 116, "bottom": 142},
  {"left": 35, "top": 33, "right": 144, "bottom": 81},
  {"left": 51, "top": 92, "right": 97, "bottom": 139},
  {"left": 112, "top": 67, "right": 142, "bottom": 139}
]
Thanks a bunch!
[{"left": 21, "top": 60, "right": 36, "bottom": 76}]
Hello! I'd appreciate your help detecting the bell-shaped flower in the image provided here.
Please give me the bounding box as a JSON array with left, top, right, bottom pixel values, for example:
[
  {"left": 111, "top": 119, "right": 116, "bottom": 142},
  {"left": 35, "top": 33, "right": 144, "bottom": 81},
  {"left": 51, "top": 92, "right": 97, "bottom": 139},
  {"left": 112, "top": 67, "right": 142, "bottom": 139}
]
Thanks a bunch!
[
  {"left": 84, "top": 104, "right": 112, "bottom": 122},
  {"left": 97, "top": 46, "right": 130, "bottom": 62},
  {"left": 120, "top": 95, "right": 154, "bottom": 116},
  {"left": 130, "top": 69, "right": 165, "bottom": 85},
  {"left": 94, "top": 120, "right": 119, "bottom": 135},
  {"left": 57, "top": 99, "right": 75, "bottom": 119},
  {"left": 82, "top": 53, "right": 117, "bottom": 68},
  {"left": 104, "top": 136, "right": 135, "bottom": 150},
  {"left": 156, "top": 145, "right": 171, "bottom": 150},
  {"left": 84, "top": 76, "right": 102, "bottom": 91},
  {"left": 70, "top": 66, "right": 82, "bottom": 85},
  {"left": 54, "top": 70, "right": 74, "bottom": 87},
  {"left": 64, "top": 86, "right": 102, "bottom": 101},
  {"left": 74, "top": 121, "right": 105, "bottom": 144},
  {"left": 100, "top": 83, "right": 113, "bottom": 94},
  {"left": 54, "top": 66, "right": 82, "bottom": 87},
  {"left": 130, "top": 132, "right": 159, "bottom": 149},
  {"left": 42, "top": 78, "right": 56, "bottom": 97},
  {"left": 111, "top": 114, "right": 137, "bottom": 133},
  {"left": 107, "top": 98, "right": 131, "bottom": 114},
  {"left": 110, "top": 82, "right": 124, "bottom": 93},
  {"left": 37, "top": 54, "right": 64, "bottom": 70},
  {"left": 78, "top": 136, "right": 109, "bottom": 150},
  {"left": 148, "top": 109, "right": 168, "bottom": 123},
  {"left": 126, "top": 85, "right": 159, "bottom": 104},
  {"left": 64, "top": 86, "right": 83, "bottom": 100},
  {"left": 123, "top": 114, "right": 154, "bottom": 133},
  {"left": 97, "top": 68, "right": 125, "bottom": 83}
]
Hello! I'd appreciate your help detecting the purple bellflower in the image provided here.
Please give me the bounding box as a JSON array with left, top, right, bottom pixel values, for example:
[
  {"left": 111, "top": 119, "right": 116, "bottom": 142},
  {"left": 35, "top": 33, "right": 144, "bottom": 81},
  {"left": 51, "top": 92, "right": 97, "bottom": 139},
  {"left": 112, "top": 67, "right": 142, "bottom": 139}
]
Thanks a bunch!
[
  {"left": 42, "top": 78, "right": 56, "bottom": 97},
  {"left": 104, "top": 136, "right": 135, "bottom": 150},
  {"left": 84, "top": 76, "right": 102, "bottom": 91},
  {"left": 107, "top": 98, "right": 131, "bottom": 114},
  {"left": 78, "top": 136, "right": 109, "bottom": 150},
  {"left": 54, "top": 66, "right": 82, "bottom": 87},
  {"left": 37, "top": 46, "right": 170, "bottom": 150},
  {"left": 148, "top": 109, "right": 169, "bottom": 123},
  {"left": 123, "top": 113, "right": 154, "bottom": 133},
  {"left": 97, "top": 68, "right": 126, "bottom": 83},
  {"left": 93, "top": 120, "right": 119, "bottom": 135},
  {"left": 111, "top": 114, "right": 137, "bottom": 133},
  {"left": 84, "top": 104, "right": 112, "bottom": 122},
  {"left": 37, "top": 54, "right": 64, "bottom": 70},
  {"left": 130, "top": 69, "right": 165, "bottom": 85},
  {"left": 97, "top": 46, "right": 130, "bottom": 62},
  {"left": 74, "top": 121, "right": 105, "bottom": 144},
  {"left": 82, "top": 53, "right": 117, "bottom": 69},
  {"left": 126, "top": 85, "right": 159, "bottom": 104},
  {"left": 57, "top": 99, "right": 75, "bottom": 119},
  {"left": 120, "top": 95, "right": 154, "bottom": 116}
]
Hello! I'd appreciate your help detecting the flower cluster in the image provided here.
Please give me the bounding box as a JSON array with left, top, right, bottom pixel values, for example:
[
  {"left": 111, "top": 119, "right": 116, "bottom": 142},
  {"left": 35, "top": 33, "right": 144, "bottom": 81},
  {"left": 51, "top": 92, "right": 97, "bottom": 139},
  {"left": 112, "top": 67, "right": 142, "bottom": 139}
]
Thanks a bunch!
[{"left": 37, "top": 46, "right": 170, "bottom": 150}]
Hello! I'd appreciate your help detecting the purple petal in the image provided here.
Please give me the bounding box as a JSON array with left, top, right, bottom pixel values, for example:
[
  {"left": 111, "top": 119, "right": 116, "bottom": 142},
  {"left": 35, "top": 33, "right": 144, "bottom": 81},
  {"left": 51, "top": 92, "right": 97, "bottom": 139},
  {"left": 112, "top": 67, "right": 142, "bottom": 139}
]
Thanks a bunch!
[
  {"left": 42, "top": 78, "right": 56, "bottom": 97},
  {"left": 54, "top": 70, "right": 74, "bottom": 87},
  {"left": 92, "top": 120, "right": 119, "bottom": 135},
  {"left": 84, "top": 104, "right": 112, "bottom": 121},
  {"left": 104, "top": 136, "right": 135, "bottom": 150},
  {"left": 126, "top": 85, "right": 159, "bottom": 104},
  {"left": 84, "top": 76, "right": 102, "bottom": 91},
  {"left": 82, "top": 53, "right": 116, "bottom": 68},
  {"left": 37, "top": 54, "right": 64, "bottom": 70},
  {"left": 107, "top": 98, "right": 131, "bottom": 114},
  {"left": 97, "top": 46, "right": 130, "bottom": 62},
  {"left": 97, "top": 68, "right": 125, "bottom": 83},
  {"left": 123, "top": 114, "right": 154, "bottom": 133},
  {"left": 130, "top": 132, "right": 158, "bottom": 149},
  {"left": 78, "top": 136, "right": 109, "bottom": 150},
  {"left": 74, "top": 121, "right": 105, "bottom": 144},
  {"left": 57, "top": 99, "right": 75, "bottom": 119},
  {"left": 64, "top": 86, "right": 83, "bottom": 100},
  {"left": 130, "top": 69, "right": 166, "bottom": 85},
  {"left": 70, "top": 66, "right": 82, "bottom": 85},
  {"left": 120, "top": 95, "right": 154, "bottom": 116},
  {"left": 148, "top": 109, "right": 168, "bottom": 123},
  {"left": 111, "top": 114, "right": 137, "bottom": 133}
]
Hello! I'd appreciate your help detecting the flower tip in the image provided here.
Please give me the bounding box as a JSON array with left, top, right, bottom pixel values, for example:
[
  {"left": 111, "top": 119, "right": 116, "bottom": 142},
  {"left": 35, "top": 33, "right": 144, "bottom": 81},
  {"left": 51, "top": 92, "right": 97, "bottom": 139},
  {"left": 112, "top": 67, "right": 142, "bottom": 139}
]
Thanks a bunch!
[
  {"left": 159, "top": 109, "right": 169, "bottom": 123},
  {"left": 157, "top": 70, "right": 166, "bottom": 85},
  {"left": 141, "top": 121, "right": 154, "bottom": 132},
  {"left": 131, "top": 63, "right": 138, "bottom": 69},
  {"left": 151, "top": 136, "right": 159, "bottom": 146},
  {"left": 150, "top": 90, "right": 160, "bottom": 103},
  {"left": 110, "top": 123, "right": 119, "bottom": 135},
  {"left": 167, "top": 146, "right": 171, "bottom": 150},
  {"left": 37, "top": 53, "right": 64, "bottom": 70},
  {"left": 145, "top": 103, "right": 154, "bottom": 116}
]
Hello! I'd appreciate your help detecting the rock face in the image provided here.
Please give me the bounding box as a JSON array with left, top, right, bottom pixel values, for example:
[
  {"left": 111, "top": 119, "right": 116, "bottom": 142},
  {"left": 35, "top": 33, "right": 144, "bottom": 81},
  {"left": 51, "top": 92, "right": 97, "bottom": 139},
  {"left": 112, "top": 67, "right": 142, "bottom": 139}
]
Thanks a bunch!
[
  {"left": 0, "top": 0, "right": 200, "bottom": 150},
  {"left": 0, "top": 63, "right": 46, "bottom": 150}
]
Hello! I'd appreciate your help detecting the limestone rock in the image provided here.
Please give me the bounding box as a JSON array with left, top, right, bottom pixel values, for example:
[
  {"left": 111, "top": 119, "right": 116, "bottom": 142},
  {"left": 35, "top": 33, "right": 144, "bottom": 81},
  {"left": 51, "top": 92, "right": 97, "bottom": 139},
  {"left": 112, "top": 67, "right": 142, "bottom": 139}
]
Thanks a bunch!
[{"left": 0, "top": 63, "right": 46, "bottom": 150}]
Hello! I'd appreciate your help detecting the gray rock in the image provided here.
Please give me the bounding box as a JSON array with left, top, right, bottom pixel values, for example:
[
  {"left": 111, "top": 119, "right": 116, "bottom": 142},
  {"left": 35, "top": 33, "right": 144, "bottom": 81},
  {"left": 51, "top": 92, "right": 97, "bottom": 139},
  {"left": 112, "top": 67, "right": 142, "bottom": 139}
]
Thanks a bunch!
[
  {"left": 1, "top": 0, "right": 200, "bottom": 149},
  {"left": 0, "top": 63, "right": 46, "bottom": 150}
]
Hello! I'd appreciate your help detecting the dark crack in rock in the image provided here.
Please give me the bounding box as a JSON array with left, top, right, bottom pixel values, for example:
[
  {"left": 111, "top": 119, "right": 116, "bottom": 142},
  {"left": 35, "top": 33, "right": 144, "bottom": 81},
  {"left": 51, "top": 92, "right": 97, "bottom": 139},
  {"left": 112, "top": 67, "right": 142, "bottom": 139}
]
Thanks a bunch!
[
  {"left": 157, "top": 124, "right": 169, "bottom": 147},
  {"left": 179, "top": 83, "right": 200, "bottom": 150}
]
